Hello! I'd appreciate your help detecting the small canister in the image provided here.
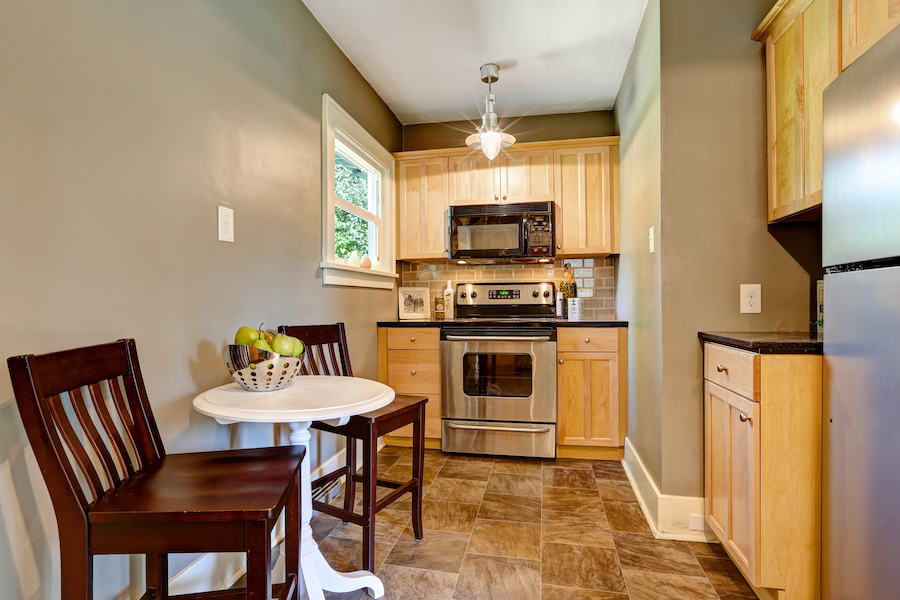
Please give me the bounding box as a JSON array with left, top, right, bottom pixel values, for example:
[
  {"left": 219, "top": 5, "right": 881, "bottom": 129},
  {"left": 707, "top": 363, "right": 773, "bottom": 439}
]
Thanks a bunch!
[
  {"left": 567, "top": 297, "right": 584, "bottom": 321},
  {"left": 556, "top": 292, "right": 564, "bottom": 318},
  {"left": 434, "top": 295, "right": 445, "bottom": 319}
]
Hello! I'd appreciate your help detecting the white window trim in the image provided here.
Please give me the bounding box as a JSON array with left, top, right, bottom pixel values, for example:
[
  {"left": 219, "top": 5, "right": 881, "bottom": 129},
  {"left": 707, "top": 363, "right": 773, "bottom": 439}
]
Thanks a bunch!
[{"left": 321, "top": 93, "right": 397, "bottom": 289}]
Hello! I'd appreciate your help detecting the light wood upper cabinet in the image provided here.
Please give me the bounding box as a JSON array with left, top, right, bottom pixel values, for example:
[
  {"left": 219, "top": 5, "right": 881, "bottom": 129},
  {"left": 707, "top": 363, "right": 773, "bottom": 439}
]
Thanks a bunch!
[
  {"left": 554, "top": 145, "right": 618, "bottom": 256},
  {"left": 447, "top": 154, "right": 500, "bottom": 205},
  {"left": 842, "top": 0, "right": 900, "bottom": 69},
  {"left": 755, "top": 0, "right": 841, "bottom": 223},
  {"left": 397, "top": 158, "right": 449, "bottom": 260},
  {"left": 448, "top": 149, "right": 553, "bottom": 205}
]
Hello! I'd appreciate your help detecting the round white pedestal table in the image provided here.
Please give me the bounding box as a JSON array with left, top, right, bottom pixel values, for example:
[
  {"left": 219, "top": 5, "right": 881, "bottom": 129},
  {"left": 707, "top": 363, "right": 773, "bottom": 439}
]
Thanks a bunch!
[{"left": 193, "top": 376, "right": 395, "bottom": 600}]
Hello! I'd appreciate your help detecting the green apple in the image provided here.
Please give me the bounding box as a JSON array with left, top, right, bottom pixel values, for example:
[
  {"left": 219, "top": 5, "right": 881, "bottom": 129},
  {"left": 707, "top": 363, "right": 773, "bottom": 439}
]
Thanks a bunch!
[
  {"left": 235, "top": 326, "right": 260, "bottom": 345},
  {"left": 290, "top": 338, "right": 304, "bottom": 357},
  {"left": 251, "top": 338, "right": 272, "bottom": 352},
  {"left": 271, "top": 333, "right": 295, "bottom": 356}
]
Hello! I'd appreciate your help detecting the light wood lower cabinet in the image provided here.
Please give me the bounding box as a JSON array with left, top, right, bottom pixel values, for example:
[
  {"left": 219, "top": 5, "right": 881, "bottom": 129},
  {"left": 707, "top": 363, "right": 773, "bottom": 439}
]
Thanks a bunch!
[
  {"left": 378, "top": 328, "right": 441, "bottom": 442},
  {"left": 702, "top": 342, "right": 822, "bottom": 600},
  {"left": 556, "top": 327, "right": 627, "bottom": 449}
]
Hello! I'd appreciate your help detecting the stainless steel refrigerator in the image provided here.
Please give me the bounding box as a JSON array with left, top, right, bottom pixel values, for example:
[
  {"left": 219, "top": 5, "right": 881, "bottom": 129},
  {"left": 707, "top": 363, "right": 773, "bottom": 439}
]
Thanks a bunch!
[{"left": 823, "top": 24, "right": 900, "bottom": 600}]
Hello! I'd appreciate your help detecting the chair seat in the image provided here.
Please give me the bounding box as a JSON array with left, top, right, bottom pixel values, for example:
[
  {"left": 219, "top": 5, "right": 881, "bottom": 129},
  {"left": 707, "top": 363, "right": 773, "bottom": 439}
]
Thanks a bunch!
[{"left": 90, "top": 445, "right": 306, "bottom": 523}]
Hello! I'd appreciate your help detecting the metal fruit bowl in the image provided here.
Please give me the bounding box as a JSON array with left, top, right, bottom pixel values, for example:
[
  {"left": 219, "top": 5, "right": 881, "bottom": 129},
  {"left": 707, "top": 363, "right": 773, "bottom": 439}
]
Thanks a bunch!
[{"left": 222, "top": 345, "right": 303, "bottom": 392}]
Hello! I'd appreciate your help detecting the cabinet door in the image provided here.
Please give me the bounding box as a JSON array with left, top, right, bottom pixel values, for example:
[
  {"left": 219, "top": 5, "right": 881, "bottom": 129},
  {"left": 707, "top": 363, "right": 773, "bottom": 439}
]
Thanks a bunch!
[
  {"left": 705, "top": 380, "right": 760, "bottom": 585},
  {"left": 398, "top": 158, "right": 449, "bottom": 260},
  {"left": 448, "top": 155, "right": 499, "bottom": 205},
  {"left": 553, "top": 146, "right": 614, "bottom": 256},
  {"left": 764, "top": 0, "right": 840, "bottom": 222},
  {"left": 557, "top": 352, "right": 619, "bottom": 447},
  {"left": 842, "top": 0, "right": 900, "bottom": 69},
  {"left": 498, "top": 150, "right": 553, "bottom": 203}
]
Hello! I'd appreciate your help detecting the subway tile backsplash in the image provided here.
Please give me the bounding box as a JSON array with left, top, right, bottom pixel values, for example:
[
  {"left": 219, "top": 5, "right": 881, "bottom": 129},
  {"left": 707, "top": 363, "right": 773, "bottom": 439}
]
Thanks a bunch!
[{"left": 400, "top": 257, "right": 617, "bottom": 319}]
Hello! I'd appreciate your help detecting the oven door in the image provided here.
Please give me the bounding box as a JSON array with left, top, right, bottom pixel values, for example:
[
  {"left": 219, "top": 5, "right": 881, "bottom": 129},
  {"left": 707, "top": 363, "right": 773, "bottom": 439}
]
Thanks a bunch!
[
  {"left": 449, "top": 213, "right": 527, "bottom": 260},
  {"left": 440, "top": 336, "right": 557, "bottom": 423}
]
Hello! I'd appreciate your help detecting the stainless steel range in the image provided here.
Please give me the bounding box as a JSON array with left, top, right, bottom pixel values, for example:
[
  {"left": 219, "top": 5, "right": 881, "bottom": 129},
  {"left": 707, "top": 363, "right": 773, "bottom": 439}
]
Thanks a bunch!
[{"left": 441, "top": 282, "right": 557, "bottom": 458}]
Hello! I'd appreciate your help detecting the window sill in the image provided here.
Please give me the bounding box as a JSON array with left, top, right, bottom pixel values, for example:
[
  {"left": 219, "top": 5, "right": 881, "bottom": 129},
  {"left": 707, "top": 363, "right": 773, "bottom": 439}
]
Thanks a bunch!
[{"left": 320, "top": 262, "right": 398, "bottom": 290}]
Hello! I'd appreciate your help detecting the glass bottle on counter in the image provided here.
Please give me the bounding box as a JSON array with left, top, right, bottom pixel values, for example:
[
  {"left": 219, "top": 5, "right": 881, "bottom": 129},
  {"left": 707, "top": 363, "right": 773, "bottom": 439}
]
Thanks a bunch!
[
  {"left": 559, "top": 263, "right": 577, "bottom": 319},
  {"left": 434, "top": 294, "right": 445, "bottom": 319}
]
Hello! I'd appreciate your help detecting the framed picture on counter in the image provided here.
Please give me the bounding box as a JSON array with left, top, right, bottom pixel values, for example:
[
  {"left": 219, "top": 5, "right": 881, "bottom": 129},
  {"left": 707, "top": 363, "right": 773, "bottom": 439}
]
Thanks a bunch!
[{"left": 398, "top": 287, "right": 431, "bottom": 320}]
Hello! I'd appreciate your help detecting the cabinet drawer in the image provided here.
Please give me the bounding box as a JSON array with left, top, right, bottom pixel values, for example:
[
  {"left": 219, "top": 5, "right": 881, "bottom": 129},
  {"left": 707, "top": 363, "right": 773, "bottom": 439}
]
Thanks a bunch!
[
  {"left": 387, "top": 328, "right": 440, "bottom": 350},
  {"left": 392, "top": 395, "right": 442, "bottom": 439},
  {"left": 387, "top": 349, "right": 440, "bottom": 394},
  {"left": 704, "top": 343, "right": 759, "bottom": 401},
  {"left": 558, "top": 328, "right": 618, "bottom": 352}
]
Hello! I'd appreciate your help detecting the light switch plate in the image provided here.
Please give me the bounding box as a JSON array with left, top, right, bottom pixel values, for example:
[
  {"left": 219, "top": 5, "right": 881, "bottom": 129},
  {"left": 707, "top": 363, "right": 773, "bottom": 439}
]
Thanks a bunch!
[
  {"left": 741, "top": 283, "right": 761, "bottom": 313},
  {"left": 649, "top": 226, "right": 655, "bottom": 254},
  {"left": 218, "top": 206, "right": 234, "bottom": 243}
]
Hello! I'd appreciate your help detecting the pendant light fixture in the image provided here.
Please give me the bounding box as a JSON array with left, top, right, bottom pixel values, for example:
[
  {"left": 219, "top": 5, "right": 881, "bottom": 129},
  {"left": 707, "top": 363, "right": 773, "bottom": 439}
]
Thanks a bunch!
[{"left": 465, "top": 63, "right": 515, "bottom": 160}]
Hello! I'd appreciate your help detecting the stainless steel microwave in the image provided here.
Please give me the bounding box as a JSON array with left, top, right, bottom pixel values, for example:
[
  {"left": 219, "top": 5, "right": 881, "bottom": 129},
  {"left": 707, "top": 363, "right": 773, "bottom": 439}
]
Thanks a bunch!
[{"left": 449, "top": 202, "right": 555, "bottom": 264}]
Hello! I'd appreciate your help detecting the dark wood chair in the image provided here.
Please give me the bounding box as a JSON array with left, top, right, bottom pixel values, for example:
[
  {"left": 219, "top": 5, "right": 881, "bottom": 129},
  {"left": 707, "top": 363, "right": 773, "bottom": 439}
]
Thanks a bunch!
[
  {"left": 7, "top": 339, "right": 305, "bottom": 600},
  {"left": 278, "top": 323, "right": 426, "bottom": 572}
]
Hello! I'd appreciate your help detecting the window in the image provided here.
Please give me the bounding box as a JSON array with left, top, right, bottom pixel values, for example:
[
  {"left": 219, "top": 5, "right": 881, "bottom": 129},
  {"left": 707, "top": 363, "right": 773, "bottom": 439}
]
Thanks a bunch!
[{"left": 321, "top": 94, "right": 397, "bottom": 289}]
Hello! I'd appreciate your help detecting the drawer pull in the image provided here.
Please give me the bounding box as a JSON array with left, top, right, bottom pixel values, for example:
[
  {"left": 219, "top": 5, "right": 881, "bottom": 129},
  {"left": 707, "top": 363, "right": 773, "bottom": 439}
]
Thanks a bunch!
[
  {"left": 739, "top": 413, "right": 750, "bottom": 423},
  {"left": 584, "top": 338, "right": 590, "bottom": 343},
  {"left": 410, "top": 336, "right": 415, "bottom": 342},
  {"left": 411, "top": 369, "right": 416, "bottom": 375},
  {"left": 559, "top": 359, "right": 564, "bottom": 364},
  {"left": 716, "top": 364, "right": 728, "bottom": 374}
]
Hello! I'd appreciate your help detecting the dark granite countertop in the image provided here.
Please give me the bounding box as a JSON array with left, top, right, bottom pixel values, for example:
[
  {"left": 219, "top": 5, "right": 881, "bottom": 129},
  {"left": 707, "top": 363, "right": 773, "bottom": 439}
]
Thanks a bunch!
[
  {"left": 378, "top": 319, "right": 628, "bottom": 328},
  {"left": 699, "top": 331, "right": 823, "bottom": 354}
]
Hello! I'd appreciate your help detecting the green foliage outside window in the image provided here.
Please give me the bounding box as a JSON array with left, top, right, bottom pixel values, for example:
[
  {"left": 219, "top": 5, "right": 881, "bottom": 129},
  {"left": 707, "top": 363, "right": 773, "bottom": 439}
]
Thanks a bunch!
[{"left": 334, "top": 162, "right": 373, "bottom": 259}]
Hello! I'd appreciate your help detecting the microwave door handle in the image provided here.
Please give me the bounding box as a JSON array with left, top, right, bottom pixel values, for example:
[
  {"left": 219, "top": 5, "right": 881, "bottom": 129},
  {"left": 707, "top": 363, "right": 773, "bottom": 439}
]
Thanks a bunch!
[
  {"left": 444, "top": 335, "right": 551, "bottom": 342},
  {"left": 447, "top": 422, "right": 552, "bottom": 434}
]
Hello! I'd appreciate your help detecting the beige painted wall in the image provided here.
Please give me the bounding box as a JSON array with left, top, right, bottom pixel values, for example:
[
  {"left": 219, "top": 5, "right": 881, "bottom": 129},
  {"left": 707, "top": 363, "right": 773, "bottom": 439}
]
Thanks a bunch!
[
  {"left": 0, "top": 1, "right": 401, "bottom": 598},
  {"left": 613, "top": 0, "right": 663, "bottom": 516},
  {"left": 657, "top": 0, "right": 811, "bottom": 498},
  {"left": 402, "top": 111, "right": 615, "bottom": 151}
]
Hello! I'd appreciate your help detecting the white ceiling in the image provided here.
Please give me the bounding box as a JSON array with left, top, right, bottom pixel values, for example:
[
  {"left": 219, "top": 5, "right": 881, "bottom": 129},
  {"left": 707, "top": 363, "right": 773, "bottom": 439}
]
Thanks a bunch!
[{"left": 303, "top": 0, "right": 650, "bottom": 125}]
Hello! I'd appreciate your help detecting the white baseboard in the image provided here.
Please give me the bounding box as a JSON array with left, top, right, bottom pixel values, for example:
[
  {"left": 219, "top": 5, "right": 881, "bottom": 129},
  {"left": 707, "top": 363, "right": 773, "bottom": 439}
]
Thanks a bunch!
[
  {"left": 622, "top": 437, "right": 716, "bottom": 543},
  {"left": 165, "top": 438, "right": 382, "bottom": 594}
]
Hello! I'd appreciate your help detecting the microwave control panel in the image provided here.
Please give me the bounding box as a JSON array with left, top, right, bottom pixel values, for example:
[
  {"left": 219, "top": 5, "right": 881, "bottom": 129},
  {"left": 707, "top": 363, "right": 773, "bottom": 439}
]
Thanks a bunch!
[{"left": 527, "top": 215, "right": 553, "bottom": 256}]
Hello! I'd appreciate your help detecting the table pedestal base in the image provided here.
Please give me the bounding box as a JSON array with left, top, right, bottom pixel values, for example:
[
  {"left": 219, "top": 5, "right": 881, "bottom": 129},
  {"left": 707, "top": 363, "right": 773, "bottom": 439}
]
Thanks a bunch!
[{"left": 289, "top": 422, "right": 385, "bottom": 600}]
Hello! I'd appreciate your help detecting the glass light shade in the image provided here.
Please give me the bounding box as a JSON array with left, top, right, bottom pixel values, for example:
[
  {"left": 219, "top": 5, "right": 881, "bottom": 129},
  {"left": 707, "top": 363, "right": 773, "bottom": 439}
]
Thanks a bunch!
[{"left": 465, "top": 130, "right": 516, "bottom": 160}]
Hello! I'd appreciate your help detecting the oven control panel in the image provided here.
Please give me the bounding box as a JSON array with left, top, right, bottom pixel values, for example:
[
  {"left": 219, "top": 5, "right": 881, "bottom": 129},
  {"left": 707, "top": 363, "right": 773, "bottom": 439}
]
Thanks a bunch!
[{"left": 456, "top": 282, "right": 556, "bottom": 308}]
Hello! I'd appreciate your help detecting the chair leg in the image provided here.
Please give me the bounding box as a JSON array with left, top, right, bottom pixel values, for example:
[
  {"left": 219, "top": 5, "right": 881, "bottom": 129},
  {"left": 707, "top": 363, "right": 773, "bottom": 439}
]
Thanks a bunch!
[
  {"left": 361, "top": 427, "right": 378, "bottom": 573},
  {"left": 60, "top": 536, "right": 92, "bottom": 600},
  {"left": 411, "top": 404, "right": 425, "bottom": 540},
  {"left": 247, "top": 520, "right": 272, "bottom": 600},
  {"left": 146, "top": 553, "right": 168, "bottom": 600},
  {"left": 343, "top": 436, "right": 357, "bottom": 515},
  {"left": 284, "top": 472, "right": 301, "bottom": 599}
]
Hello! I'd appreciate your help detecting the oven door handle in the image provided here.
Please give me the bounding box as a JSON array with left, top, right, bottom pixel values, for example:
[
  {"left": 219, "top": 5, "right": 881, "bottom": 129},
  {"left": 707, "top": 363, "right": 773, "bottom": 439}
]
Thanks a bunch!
[
  {"left": 446, "top": 422, "right": 552, "bottom": 434},
  {"left": 444, "top": 335, "right": 551, "bottom": 342}
]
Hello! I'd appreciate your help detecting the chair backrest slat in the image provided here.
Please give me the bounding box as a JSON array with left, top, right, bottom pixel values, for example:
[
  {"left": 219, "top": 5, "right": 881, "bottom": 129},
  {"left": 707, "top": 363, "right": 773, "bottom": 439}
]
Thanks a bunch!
[
  {"left": 107, "top": 375, "right": 142, "bottom": 472},
  {"left": 87, "top": 382, "right": 135, "bottom": 479},
  {"left": 69, "top": 387, "right": 121, "bottom": 489},
  {"left": 47, "top": 393, "right": 106, "bottom": 501},
  {"left": 278, "top": 323, "right": 353, "bottom": 378}
]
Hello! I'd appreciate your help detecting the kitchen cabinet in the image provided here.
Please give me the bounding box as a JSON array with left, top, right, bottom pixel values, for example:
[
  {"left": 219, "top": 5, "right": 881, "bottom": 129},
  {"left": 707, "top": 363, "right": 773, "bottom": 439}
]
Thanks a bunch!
[
  {"left": 447, "top": 149, "right": 553, "bottom": 206},
  {"left": 753, "top": 0, "right": 841, "bottom": 223},
  {"left": 553, "top": 145, "right": 618, "bottom": 256},
  {"left": 394, "top": 137, "right": 620, "bottom": 259},
  {"left": 701, "top": 338, "right": 822, "bottom": 600},
  {"left": 556, "top": 327, "right": 627, "bottom": 449},
  {"left": 841, "top": 0, "right": 900, "bottom": 69},
  {"left": 397, "top": 158, "right": 449, "bottom": 260},
  {"left": 377, "top": 327, "right": 442, "bottom": 444}
]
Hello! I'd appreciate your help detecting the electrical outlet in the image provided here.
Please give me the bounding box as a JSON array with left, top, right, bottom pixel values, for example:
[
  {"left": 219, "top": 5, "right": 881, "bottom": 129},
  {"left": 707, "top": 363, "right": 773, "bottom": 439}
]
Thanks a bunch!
[
  {"left": 218, "top": 206, "right": 234, "bottom": 243},
  {"left": 741, "top": 284, "right": 761, "bottom": 314}
]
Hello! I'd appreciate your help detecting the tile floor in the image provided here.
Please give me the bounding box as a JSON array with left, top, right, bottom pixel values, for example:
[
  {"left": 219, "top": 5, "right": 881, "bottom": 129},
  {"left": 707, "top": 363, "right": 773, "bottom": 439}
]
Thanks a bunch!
[{"left": 309, "top": 446, "right": 757, "bottom": 600}]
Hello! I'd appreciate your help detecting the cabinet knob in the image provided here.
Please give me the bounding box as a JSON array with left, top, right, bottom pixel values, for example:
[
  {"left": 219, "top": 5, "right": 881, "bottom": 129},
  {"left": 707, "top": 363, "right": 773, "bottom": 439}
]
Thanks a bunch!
[
  {"left": 716, "top": 364, "right": 728, "bottom": 374},
  {"left": 411, "top": 369, "right": 416, "bottom": 375},
  {"left": 410, "top": 336, "right": 415, "bottom": 342},
  {"left": 739, "top": 413, "right": 750, "bottom": 423},
  {"left": 444, "top": 248, "right": 448, "bottom": 253},
  {"left": 557, "top": 244, "right": 561, "bottom": 249},
  {"left": 494, "top": 194, "right": 499, "bottom": 200},
  {"left": 584, "top": 338, "right": 590, "bottom": 343},
  {"left": 502, "top": 195, "right": 507, "bottom": 200},
  {"left": 559, "top": 359, "right": 564, "bottom": 364}
]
